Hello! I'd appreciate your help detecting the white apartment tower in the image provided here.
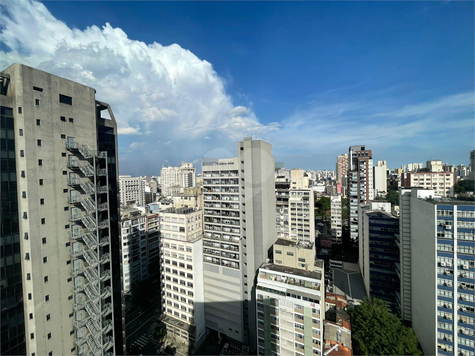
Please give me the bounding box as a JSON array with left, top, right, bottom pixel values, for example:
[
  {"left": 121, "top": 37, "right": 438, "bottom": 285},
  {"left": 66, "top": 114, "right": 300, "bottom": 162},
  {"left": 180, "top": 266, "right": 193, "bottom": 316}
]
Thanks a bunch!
[
  {"left": 202, "top": 138, "right": 276, "bottom": 350},
  {"left": 347, "top": 145, "right": 373, "bottom": 241},
  {"left": 160, "top": 163, "right": 196, "bottom": 197},
  {"left": 373, "top": 160, "right": 387, "bottom": 197},
  {"left": 289, "top": 189, "right": 315, "bottom": 242},
  {"left": 119, "top": 175, "right": 145, "bottom": 207},
  {"left": 0, "top": 64, "right": 124, "bottom": 356},
  {"left": 330, "top": 195, "right": 343, "bottom": 244},
  {"left": 160, "top": 207, "right": 205, "bottom": 352}
]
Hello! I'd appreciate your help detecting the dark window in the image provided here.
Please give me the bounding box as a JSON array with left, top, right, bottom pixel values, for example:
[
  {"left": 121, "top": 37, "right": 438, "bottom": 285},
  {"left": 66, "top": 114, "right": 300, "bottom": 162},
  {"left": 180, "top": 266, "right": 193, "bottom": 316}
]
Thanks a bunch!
[
  {"left": 38, "top": 159, "right": 42, "bottom": 166},
  {"left": 63, "top": 189, "right": 68, "bottom": 193},
  {"left": 63, "top": 171, "right": 67, "bottom": 175},
  {"left": 43, "top": 257, "right": 47, "bottom": 263},
  {"left": 29, "top": 313, "right": 33, "bottom": 319},
  {"left": 30, "top": 333, "right": 34, "bottom": 339},
  {"left": 20, "top": 150, "right": 24, "bottom": 157},
  {"left": 64, "top": 206, "right": 69, "bottom": 211},
  {"left": 42, "top": 237, "right": 46, "bottom": 244},
  {"left": 35, "top": 99, "right": 40, "bottom": 106},
  {"left": 65, "top": 225, "right": 70, "bottom": 230},
  {"left": 60, "top": 116, "right": 66, "bottom": 122},
  {"left": 66, "top": 242, "right": 70, "bottom": 247},
  {"left": 61, "top": 134, "right": 66, "bottom": 139},
  {"left": 68, "top": 295, "right": 73, "bottom": 300},
  {"left": 22, "top": 191, "right": 26, "bottom": 198},
  {"left": 71, "top": 347, "right": 75, "bottom": 352},
  {"left": 19, "top": 128, "right": 23, "bottom": 136},
  {"left": 36, "top": 119, "right": 40, "bottom": 126},
  {"left": 37, "top": 140, "right": 41, "bottom": 146},
  {"left": 47, "top": 333, "right": 51, "bottom": 339},
  {"left": 24, "top": 233, "right": 29, "bottom": 240},
  {"left": 18, "top": 107, "right": 22, "bottom": 114},
  {"left": 62, "top": 152, "right": 66, "bottom": 157},
  {"left": 45, "top": 295, "right": 49, "bottom": 302},
  {"left": 41, "top": 218, "right": 45, "bottom": 224},
  {"left": 69, "top": 313, "right": 73, "bottom": 318},
  {"left": 44, "top": 276, "right": 48, "bottom": 283},
  {"left": 33, "top": 86, "right": 43, "bottom": 92},
  {"left": 69, "top": 118, "right": 74, "bottom": 123},
  {"left": 21, "top": 170, "right": 25, "bottom": 178},
  {"left": 48, "top": 352, "right": 52, "bottom": 356},
  {"left": 28, "top": 293, "right": 32, "bottom": 300},
  {"left": 70, "top": 330, "right": 74, "bottom": 335},
  {"left": 67, "top": 277, "right": 72, "bottom": 282},
  {"left": 39, "top": 179, "right": 43, "bottom": 185},
  {"left": 59, "top": 94, "right": 72, "bottom": 105},
  {"left": 25, "top": 254, "right": 30, "bottom": 261},
  {"left": 66, "top": 260, "right": 71, "bottom": 265},
  {"left": 46, "top": 314, "right": 50, "bottom": 321},
  {"left": 40, "top": 198, "right": 44, "bottom": 205}
]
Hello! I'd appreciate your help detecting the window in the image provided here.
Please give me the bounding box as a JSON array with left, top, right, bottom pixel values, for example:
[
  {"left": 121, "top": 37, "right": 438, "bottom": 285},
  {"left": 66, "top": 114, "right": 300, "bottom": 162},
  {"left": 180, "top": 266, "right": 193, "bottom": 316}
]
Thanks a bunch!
[
  {"left": 28, "top": 293, "right": 32, "bottom": 300},
  {"left": 64, "top": 207, "right": 69, "bottom": 211},
  {"left": 66, "top": 260, "right": 71, "bottom": 265},
  {"left": 48, "top": 352, "right": 52, "bottom": 356},
  {"left": 69, "top": 118, "right": 74, "bottom": 123},
  {"left": 60, "top": 116, "right": 66, "bottom": 122},
  {"left": 68, "top": 295, "right": 73, "bottom": 300},
  {"left": 44, "top": 276, "right": 48, "bottom": 283},
  {"left": 40, "top": 198, "right": 44, "bottom": 205},
  {"left": 66, "top": 242, "right": 70, "bottom": 247},
  {"left": 47, "top": 333, "right": 51, "bottom": 339},
  {"left": 61, "top": 152, "right": 66, "bottom": 157},
  {"left": 38, "top": 159, "right": 42, "bottom": 166},
  {"left": 43, "top": 257, "right": 47, "bottom": 263},
  {"left": 46, "top": 314, "right": 50, "bottom": 321},
  {"left": 35, "top": 99, "right": 40, "bottom": 106},
  {"left": 36, "top": 119, "right": 40, "bottom": 126},
  {"left": 42, "top": 237, "right": 46, "bottom": 244},
  {"left": 22, "top": 191, "right": 26, "bottom": 198},
  {"left": 63, "top": 189, "right": 68, "bottom": 193},
  {"left": 30, "top": 333, "right": 34, "bottom": 339},
  {"left": 69, "top": 313, "right": 73, "bottom": 318},
  {"left": 67, "top": 277, "right": 72, "bottom": 282},
  {"left": 275, "top": 250, "right": 282, "bottom": 254},
  {"left": 29, "top": 313, "right": 33, "bottom": 319},
  {"left": 41, "top": 218, "right": 45, "bottom": 225},
  {"left": 65, "top": 225, "right": 70, "bottom": 229},
  {"left": 39, "top": 179, "right": 43, "bottom": 185},
  {"left": 287, "top": 252, "right": 294, "bottom": 256},
  {"left": 25, "top": 253, "right": 30, "bottom": 261},
  {"left": 61, "top": 134, "right": 66, "bottom": 139},
  {"left": 71, "top": 348, "right": 75, "bottom": 352},
  {"left": 63, "top": 171, "right": 67, "bottom": 175},
  {"left": 45, "top": 295, "right": 49, "bottom": 302},
  {"left": 20, "top": 150, "right": 24, "bottom": 157},
  {"left": 19, "top": 129, "right": 23, "bottom": 136},
  {"left": 33, "top": 86, "right": 43, "bottom": 92},
  {"left": 18, "top": 107, "right": 22, "bottom": 114},
  {"left": 24, "top": 233, "right": 29, "bottom": 240},
  {"left": 59, "top": 94, "right": 72, "bottom": 105}
]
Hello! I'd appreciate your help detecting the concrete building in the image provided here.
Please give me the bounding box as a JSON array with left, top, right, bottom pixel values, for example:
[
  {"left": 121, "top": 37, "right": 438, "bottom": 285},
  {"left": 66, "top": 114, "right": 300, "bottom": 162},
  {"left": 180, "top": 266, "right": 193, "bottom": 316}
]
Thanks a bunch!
[
  {"left": 400, "top": 171, "right": 455, "bottom": 197},
  {"left": 347, "top": 145, "right": 374, "bottom": 241},
  {"left": 427, "top": 160, "right": 444, "bottom": 173},
  {"left": 160, "top": 207, "right": 205, "bottom": 352},
  {"left": 336, "top": 154, "right": 348, "bottom": 186},
  {"left": 330, "top": 196, "right": 343, "bottom": 244},
  {"left": 120, "top": 208, "right": 150, "bottom": 293},
  {"left": 119, "top": 175, "right": 146, "bottom": 207},
  {"left": 160, "top": 163, "right": 196, "bottom": 197},
  {"left": 202, "top": 137, "right": 277, "bottom": 349},
  {"left": 273, "top": 238, "right": 317, "bottom": 271},
  {"left": 0, "top": 64, "right": 124, "bottom": 355},
  {"left": 323, "top": 293, "right": 352, "bottom": 356},
  {"left": 276, "top": 178, "right": 291, "bottom": 240},
  {"left": 289, "top": 189, "right": 315, "bottom": 242},
  {"left": 358, "top": 202, "right": 399, "bottom": 312},
  {"left": 291, "top": 168, "right": 310, "bottom": 189},
  {"left": 373, "top": 160, "right": 387, "bottom": 197},
  {"left": 256, "top": 261, "right": 325, "bottom": 356},
  {"left": 397, "top": 188, "right": 475, "bottom": 356}
]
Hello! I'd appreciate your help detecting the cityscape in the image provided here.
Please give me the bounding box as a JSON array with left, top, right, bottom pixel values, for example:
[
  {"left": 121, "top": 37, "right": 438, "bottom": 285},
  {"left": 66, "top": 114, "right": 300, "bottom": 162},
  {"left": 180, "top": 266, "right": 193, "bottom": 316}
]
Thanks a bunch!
[{"left": 1, "top": 1, "right": 474, "bottom": 356}]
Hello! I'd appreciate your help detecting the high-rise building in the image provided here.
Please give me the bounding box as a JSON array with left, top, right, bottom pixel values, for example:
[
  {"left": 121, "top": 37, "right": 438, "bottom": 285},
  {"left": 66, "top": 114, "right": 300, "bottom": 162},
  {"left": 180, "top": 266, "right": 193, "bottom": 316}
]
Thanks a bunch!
[
  {"left": 275, "top": 177, "right": 291, "bottom": 240},
  {"left": 400, "top": 171, "right": 455, "bottom": 197},
  {"left": 160, "top": 207, "right": 205, "bottom": 352},
  {"left": 160, "top": 163, "right": 196, "bottom": 197},
  {"left": 119, "top": 175, "right": 146, "bottom": 207},
  {"left": 358, "top": 202, "right": 399, "bottom": 312},
  {"left": 469, "top": 150, "right": 475, "bottom": 180},
  {"left": 347, "top": 145, "right": 373, "bottom": 241},
  {"left": 330, "top": 195, "right": 343, "bottom": 244},
  {"left": 398, "top": 188, "right": 475, "bottom": 356},
  {"left": 336, "top": 154, "right": 348, "bottom": 185},
  {"left": 202, "top": 137, "right": 276, "bottom": 349},
  {"left": 0, "top": 64, "right": 124, "bottom": 355},
  {"left": 373, "top": 160, "right": 387, "bottom": 197},
  {"left": 290, "top": 168, "right": 310, "bottom": 189},
  {"left": 256, "top": 249, "right": 325, "bottom": 356},
  {"left": 427, "top": 160, "right": 444, "bottom": 173}
]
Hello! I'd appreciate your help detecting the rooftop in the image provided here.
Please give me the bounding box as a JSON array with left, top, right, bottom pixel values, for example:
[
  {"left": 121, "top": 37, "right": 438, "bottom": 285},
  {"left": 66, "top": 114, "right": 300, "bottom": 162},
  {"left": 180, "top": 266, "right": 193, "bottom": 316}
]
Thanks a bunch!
[
  {"left": 162, "top": 207, "right": 199, "bottom": 215},
  {"left": 418, "top": 197, "right": 475, "bottom": 206},
  {"left": 324, "top": 322, "right": 352, "bottom": 350},
  {"left": 260, "top": 262, "right": 322, "bottom": 281},
  {"left": 332, "top": 262, "right": 367, "bottom": 303},
  {"left": 274, "top": 238, "right": 314, "bottom": 249},
  {"left": 120, "top": 208, "right": 145, "bottom": 220}
]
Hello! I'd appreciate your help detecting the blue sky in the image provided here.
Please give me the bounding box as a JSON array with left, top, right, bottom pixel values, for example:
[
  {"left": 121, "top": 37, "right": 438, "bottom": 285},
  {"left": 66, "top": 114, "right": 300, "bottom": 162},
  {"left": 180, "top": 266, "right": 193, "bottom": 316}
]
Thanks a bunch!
[{"left": 1, "top": 0, "right": 473, "bottom": 175}]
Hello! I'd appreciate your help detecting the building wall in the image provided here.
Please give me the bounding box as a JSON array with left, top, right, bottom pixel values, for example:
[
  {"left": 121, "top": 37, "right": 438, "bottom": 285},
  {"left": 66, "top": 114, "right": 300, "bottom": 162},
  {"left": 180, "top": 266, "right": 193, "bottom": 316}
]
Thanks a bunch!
[
  {"left": 330, "top": 195, "right": 342, "bottom": 243},
  {"left": 273, "top": 242, "right": 316, "bottom": 271},
  {"left": 119, "top": 175, "right": 145, "bottom": 207},
  {"left": 374, "top": 160, "right": 387, "bottom": 197}
]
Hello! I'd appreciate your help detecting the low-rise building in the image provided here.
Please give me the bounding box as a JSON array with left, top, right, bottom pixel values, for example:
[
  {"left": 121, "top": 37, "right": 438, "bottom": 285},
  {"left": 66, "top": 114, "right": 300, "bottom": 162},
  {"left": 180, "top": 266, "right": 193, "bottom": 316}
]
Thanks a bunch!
[
  {"left": 401, "top": 171, "right": 455, "bottom": 197},
  {"left": 323, "top": 293, "right": 352, "bottom": 356}
]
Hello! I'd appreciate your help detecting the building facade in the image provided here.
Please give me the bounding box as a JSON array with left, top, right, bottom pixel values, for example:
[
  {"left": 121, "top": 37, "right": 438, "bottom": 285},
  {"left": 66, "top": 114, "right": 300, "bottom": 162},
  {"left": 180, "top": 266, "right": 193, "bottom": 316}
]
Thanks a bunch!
[
  {"left": 160, "top": 163, "right": 196, "bottom": 197},
  {"left": 160, "top": 207, "right": 205, "bottom": 351},
  {"left": 201, "top": 138, "right": 277, "bottom": 349},
  {"left": 401, "top": 171, "right": 455, "bottom": 198},
  {"left": 347, "top": 146, "right": 373, "bottom": 241},
  {"left": 0, "top": 64, "right": 124, "bottom": 355},
  {"left": 330, "top": 195, "right": 342, "bottom": 244},
  {"left": 373, "top": 160, "right": 387, "bottom": 197},
  {"left": 119, "top": 175, "right": 145, "bottom": 207},
  {"left": 336, "top": 154, "right": 348, "bottom": 186}
]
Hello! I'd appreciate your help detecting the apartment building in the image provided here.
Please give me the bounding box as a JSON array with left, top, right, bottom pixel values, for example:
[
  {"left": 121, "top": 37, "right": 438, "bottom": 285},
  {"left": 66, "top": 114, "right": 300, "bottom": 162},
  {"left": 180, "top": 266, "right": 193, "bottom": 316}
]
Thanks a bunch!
[
  {"left": 276, "top": 178, "right": 291, "bottom": 240},
  {"left": 347, "top": 145, "right": 373, "bottom": 241},
  {"left": 398, "top": 188, "right": 475, "bottom": 356},
  {"left": 0, "top": 64, "right": 124, "bottom": 355},
  {"left": 401, "top": 171, "right": 455, "bottom": 198},
  {"left": 256, "top": 261, "right": 325, "bottom": 356},
  {"left": 273, "top": 238, "right": 317, "bottom": 271},
  {"left": 146, "top": 213, "right": 160, "bottom": 277},
  {"left": 159, "top": 207, "right": 205, "bottom": 351},
  {"left": 358, "top": 202, "right": 399, "bottom": 312},
  {"left": 373, "top": 160, "right": 387, "bottom": 197},
  {"left": 202, "top": 138, "right": 276, "bottom": 349},
  {"left": 291, "top": 168, "right": 310, "bottom": 189},
  {"left": 119, "top": 175, "right": 145, "bottom": 207},
  {"left": 160, "top": 163, "right": 196, "bottom": 197},
  {"left": 335, "top": 154, "right": 348, "bottom": 186},
  {"left": 330, "top": 196, "right": 342, "bottom": 244}
]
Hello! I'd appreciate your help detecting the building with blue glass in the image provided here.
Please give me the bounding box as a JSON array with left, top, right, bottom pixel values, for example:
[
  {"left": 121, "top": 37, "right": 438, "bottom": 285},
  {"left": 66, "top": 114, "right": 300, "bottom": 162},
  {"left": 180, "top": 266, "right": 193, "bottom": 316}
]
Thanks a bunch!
[{"left": 399, "top": 188, "right": 475, "bottom": 356}]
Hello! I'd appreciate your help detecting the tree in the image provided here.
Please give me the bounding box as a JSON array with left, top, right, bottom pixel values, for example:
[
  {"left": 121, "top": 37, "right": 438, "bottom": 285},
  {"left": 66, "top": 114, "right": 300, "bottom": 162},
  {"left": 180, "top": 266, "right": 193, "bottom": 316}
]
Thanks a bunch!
[
  {"left": 375, "top": 190, "right": 399, "bottom": 206},
  {"left": 315, "top": 196, "right": 331, "bottom": 220},
  {"left": 341, "top": 198, "right": 348, "bottom": 221},
  {"left": 349, "top": 298, "right": 422, "bottom": 356},
  {"left": 454, "top": 179, "right": 475, "bottom": 194}
]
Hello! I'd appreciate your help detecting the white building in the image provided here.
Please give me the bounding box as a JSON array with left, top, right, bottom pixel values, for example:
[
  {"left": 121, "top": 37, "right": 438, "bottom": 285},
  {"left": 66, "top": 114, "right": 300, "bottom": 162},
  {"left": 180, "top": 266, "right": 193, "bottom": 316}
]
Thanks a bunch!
[
  {"left": 160, "top": 207, "right": 205, "bottom": 351},
  {"left": 289, "top": 189, "right": 315, "bottom": 242},
  {"left": 119, "top": 175, "right": 146, "bottom": 207},
  {"left": 330, "top": 195, "right": 342, "bottom": 244},
  {"left": 202, "top": 137, "right": 277, "bottom": 349},
  {"left": 160, "top": 163, "right": 196, "bottom": 197},
  {"left": 0, "top": 63, "right": 123, "bottom": 355},
  {"left": 398, "top": 188, "right": 475, "bottom": 356},
  {"left": 373, "top": 160, "right": 387, "bottom": 197},
  {"left": 401, "top": 171, "right": 455, "bottom": 197}
]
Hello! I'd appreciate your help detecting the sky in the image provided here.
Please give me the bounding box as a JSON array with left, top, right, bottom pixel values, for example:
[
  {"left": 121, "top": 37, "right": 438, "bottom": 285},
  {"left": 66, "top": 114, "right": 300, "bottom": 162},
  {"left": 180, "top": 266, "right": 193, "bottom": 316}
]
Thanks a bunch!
[{"left": 0, "top": 0, "right": 473, "bottom": 175}]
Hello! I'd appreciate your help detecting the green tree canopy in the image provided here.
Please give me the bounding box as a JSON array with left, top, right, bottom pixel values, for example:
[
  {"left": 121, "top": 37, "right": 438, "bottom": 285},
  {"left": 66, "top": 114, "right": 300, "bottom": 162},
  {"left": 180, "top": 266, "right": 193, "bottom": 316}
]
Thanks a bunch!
[
  {"left": 349, "top": 298, "right": 422, "bottom": 356},
  {"left": 315, "top": 196, "right": 331, "bottom": 220},
  {"left": 454, "top": 179, "right": 475, "bottom": 194}
]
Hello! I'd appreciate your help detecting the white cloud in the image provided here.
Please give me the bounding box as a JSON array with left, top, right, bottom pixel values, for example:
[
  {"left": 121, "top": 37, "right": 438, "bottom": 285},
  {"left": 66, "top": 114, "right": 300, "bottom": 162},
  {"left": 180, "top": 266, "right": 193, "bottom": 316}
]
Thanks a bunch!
[
  {"left": 129, "top": 142, "right": 144, "bottom": 150},
  {"left": 118, "top": 126, "right": 142, "bottom": 135}
]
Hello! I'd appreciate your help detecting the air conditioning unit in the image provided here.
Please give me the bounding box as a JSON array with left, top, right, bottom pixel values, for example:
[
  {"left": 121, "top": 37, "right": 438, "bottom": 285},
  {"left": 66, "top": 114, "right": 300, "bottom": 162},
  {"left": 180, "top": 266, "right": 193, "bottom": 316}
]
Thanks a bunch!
[{"left": 441, "top": 262, "right": 446, "bottom": 267}]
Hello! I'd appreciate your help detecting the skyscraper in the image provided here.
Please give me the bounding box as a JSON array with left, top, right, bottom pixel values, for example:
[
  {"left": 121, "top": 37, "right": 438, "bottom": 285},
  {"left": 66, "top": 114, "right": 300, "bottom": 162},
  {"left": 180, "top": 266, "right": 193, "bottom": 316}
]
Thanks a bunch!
[
  {"left": 335, "top": 154, "right": 348, "bottom": 185},
  {"left": 347, "top": 145, "right": 373, "bottom": 241},
  {"left": 0, "top": 64, "right": 124, "bottom": 355},
  {"left": 118, "top": 175, "right": 146, "bottom": 207},
  {"left": 373, "top": 160, "right": 387, "bottom": 197},
  {"left": 202, "top": 137, "right": 276, "bottom": 349}
]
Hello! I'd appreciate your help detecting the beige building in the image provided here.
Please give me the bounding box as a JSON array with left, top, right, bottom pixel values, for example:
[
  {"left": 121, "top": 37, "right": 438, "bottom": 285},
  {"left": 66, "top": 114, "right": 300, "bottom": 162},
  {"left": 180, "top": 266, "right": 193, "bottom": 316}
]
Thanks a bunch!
[
  {"left": 336, "top": 154, "right": 349, "bottom": 185},
  {"left": 291, "top": 168, "right": 310, "bottom": 189},
  {"left": 401, "top": 171, "right": 455, "bottom": 197},
  {"left": 160, "top": 207, "right": 205, "bottom": 351},
  {"left": 0, "top": 64, "right": 123, "bottom": 355},
  {"left": 273, "top": 238, "right": 317, "bottom": 271},
  {"left": 160, "top": 163, "right": 196, "bottom": 197}
]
